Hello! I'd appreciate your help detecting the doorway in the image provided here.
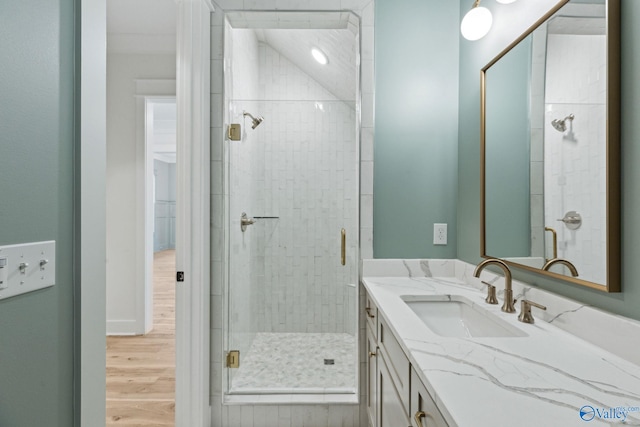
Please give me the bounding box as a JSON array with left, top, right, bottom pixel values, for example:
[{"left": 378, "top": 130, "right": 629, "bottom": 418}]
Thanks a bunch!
[
  {"left": 105, "top": 0, "right": 178, "bottom": 423},
  {"left": 105, "top": 94, "right": 178, "bottom": 423}
]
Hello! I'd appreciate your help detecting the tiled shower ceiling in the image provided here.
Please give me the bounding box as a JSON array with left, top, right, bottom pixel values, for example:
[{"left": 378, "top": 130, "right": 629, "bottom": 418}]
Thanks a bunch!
[
  {"left": 226, "top": 11, "right": 359, "bottom": 103},
  {"left": 258, "top": 28, "right": 357, "bottom": 102}
]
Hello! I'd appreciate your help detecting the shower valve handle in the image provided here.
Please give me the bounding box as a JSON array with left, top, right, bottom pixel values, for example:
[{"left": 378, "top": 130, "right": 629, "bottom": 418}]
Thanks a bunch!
[
  {"left": 558, "top": 216, "right": 580, "bottom": 224},
  {"left": 557, "top": 211, "right": 582, "bottom": 230}
]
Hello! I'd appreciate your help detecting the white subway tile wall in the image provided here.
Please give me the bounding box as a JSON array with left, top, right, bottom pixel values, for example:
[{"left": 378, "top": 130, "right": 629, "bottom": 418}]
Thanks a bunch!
[
  {"left": 210, "top": 2, "right": 375, "bottom": 426},
  {"left": 544, "top": 33, "right": 607, "bottom": 283},
  {"left": 244, "top": 97, "right": 358, "bottom": 335}
]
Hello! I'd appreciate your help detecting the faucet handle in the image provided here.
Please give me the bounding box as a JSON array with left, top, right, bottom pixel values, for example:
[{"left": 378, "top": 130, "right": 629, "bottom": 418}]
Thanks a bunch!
[
  {"left": 481, "top": 281, "right": 498, "bottom": 305},
  {"left": 518, "top": 299, "right": 547, "bottom": 324}
]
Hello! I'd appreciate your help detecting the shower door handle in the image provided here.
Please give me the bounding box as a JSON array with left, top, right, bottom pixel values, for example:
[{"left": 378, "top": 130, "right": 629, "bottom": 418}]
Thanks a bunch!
[{"left": 341, "top": 228, "right": 346, "bottom": 266}]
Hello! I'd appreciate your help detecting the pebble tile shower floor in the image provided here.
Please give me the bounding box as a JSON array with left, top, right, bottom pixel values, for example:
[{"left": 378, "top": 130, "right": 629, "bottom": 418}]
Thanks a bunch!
[{"left": 230, "top": 332, "right": 357, "bottom": 393}]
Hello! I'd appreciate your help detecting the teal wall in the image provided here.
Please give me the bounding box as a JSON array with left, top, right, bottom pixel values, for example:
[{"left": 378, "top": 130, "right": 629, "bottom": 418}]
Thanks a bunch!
[
  {"left": 457, "top": 0, "right": 640, "bottom": 321},
  {"left": 373, "top": 0, "right": 460, "bottom": 259},
  {"left": 0, "top": 0, "right": 76, "bottom": 425},
  {"left": 484, "top": 38, "right": 531, "bottom": 257}
]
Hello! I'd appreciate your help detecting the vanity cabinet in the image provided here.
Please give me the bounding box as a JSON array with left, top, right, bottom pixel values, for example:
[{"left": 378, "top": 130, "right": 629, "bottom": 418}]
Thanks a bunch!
[
  {"left": 367, "top": 325, "right": 378, "bottom": 427},
  {"left": 378, "top": 349, "right": 409, "bottom": 427},
  {"left": 365, "top": 292, "right": 377, "bottom": 333},
  {"left": 365, "top": 290, "right": 449, "bottom": 427},
  {"left": 378, "top": 317, "right": 410, "bottom": 414},
  {"left": 410, "top": 367, "right": 448, "bottom": 427}
]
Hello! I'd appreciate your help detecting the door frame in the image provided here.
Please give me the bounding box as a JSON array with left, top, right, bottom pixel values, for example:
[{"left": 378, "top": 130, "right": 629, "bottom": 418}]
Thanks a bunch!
[
  {"left": 174, "top": 0, "right": 213, "bottom": 425},
  {"left": 79, "top": 0, "right": 213, "bottom": 426}
]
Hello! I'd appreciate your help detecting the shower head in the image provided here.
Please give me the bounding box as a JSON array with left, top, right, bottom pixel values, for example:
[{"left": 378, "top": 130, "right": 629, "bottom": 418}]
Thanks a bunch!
[
  {"left": 551, "top": 114, "right": 574, "bottom": 132},
  {"left": 243, "top": 111, "right": 264, "bottom": 129}
]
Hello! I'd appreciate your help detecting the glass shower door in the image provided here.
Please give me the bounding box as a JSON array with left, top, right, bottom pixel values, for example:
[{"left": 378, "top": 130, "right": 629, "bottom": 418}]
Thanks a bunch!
[{"left": 226, "top": 99, "right": 359, "bottom": 394}]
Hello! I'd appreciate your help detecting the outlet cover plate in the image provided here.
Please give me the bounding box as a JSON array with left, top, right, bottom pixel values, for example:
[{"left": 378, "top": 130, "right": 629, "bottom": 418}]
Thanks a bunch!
[{"left": 434, "top": 223, "right": 447, "bottom": 245}]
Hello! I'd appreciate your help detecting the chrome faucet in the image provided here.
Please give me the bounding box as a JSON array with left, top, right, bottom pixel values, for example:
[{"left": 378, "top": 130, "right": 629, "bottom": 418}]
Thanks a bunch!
[
  {"left": 473, "top": 259, "right": 516, "bottom": 313},
  {"left": 542, "top": 258, "right": 579, "bottom": 277}
]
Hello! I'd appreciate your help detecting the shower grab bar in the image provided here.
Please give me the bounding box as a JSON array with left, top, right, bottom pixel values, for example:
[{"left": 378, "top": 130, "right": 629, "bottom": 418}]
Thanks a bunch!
[{"left": 341, "top": 228, "right": 346, "bottom": 266}]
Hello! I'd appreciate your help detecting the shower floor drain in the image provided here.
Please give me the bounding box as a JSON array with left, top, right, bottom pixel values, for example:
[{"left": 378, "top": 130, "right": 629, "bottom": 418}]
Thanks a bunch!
[{"left": 324, "top": 359, "right": 335, "bottom": 365}]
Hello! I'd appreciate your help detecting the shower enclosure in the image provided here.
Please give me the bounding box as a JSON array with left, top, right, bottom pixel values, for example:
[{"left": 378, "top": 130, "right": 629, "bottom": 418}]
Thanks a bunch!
[{"left": 223, "top": 12, "right": 361, "bottom": 396}]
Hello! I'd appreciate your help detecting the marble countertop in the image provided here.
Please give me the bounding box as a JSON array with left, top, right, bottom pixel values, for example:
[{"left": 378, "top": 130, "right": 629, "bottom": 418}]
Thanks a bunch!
[{"left": 363, "top": 259, "right": 640, "bottom": 427}]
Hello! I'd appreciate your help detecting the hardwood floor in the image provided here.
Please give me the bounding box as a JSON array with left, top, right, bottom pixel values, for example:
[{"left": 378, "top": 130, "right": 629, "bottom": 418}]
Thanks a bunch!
[{"left": 106, "top": 249, "right": 176, "bottom": 426}]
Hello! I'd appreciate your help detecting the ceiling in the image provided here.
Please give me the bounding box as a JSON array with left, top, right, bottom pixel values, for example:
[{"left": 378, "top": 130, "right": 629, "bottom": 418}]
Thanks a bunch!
[
  {"left": 107, "top": 0, "right": 177, "bottom": 54},
  {"left": 107, "top": 4, "right": 356, "bottom": 100}
]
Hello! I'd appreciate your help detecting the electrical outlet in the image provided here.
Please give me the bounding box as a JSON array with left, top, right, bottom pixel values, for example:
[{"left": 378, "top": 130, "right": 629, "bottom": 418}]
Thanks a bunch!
[{"left": 434, "top": 223, "right": 447, "bottom": 245}]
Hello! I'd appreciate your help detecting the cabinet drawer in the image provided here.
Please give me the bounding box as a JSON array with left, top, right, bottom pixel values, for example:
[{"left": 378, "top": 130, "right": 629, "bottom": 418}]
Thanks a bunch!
[
  {"left": 365, "top": 292, "right": 378, "bottom": 337},
  {"left": 378, "top": 316, "right": 410, "bottom": 415},
  {"left": 410, "top": 367, "right": 449, "bottom": 427}
]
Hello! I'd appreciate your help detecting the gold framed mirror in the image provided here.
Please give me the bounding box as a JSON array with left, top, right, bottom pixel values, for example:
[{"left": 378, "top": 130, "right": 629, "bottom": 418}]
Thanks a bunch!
[{"left": 480, "top": 0, "right": 620, "bottom": 292}]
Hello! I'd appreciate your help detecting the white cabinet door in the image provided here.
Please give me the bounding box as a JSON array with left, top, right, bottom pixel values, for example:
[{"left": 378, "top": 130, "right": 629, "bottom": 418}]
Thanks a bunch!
[
  {"left": 379, "top": 351, "right": 411, "bottom": 427},
  {"left": 378, "top": 317, "right": 410, "bottom": 414},
  {"left": 367, "top": 325, "right": 378, "bottom": 427},
  {"left": 410, "top": 367, "right": 449, "bottom": 427}
]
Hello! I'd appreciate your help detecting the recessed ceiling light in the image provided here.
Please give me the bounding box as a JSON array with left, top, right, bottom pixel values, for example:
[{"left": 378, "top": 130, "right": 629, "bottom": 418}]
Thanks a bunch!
[{"left": 311, "top": 48, "right": 328, "bottom": 65}]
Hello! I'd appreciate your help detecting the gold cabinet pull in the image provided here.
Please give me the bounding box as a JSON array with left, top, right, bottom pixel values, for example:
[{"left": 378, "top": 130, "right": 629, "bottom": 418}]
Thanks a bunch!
[
  {"left": 368, "top": 351, "right": 377, "bottom": 358},
  {"left": 414, "top": 411, "right": 430, "bottom": 427},
  {"left": 341, "top": 228, "right": 346, "bottom": 266}
]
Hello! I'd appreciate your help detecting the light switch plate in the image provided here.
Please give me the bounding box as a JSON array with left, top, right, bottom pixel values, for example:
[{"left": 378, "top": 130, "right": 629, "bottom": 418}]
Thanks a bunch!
[{"left": 0, "top": 241, "right": 56, "bottom": 301}]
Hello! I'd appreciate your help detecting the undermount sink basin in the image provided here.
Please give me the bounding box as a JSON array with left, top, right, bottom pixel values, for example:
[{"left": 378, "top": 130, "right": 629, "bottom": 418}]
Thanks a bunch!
[{"left": 402, "top": 295, "right": 527, "bottom": 338}]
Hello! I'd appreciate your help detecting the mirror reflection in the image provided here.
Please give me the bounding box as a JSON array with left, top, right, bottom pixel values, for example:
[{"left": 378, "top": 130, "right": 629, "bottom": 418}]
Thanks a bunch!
[{"left": 482, "top": 0, "right": 620, "bottom": 291}]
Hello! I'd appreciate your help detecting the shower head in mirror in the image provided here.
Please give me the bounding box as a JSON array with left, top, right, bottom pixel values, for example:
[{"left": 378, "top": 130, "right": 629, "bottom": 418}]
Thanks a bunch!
[
  {"left": 551, "top": 114, "right": 574, "bottom": 132},
  {"left": 243, "top": 111, "right": 265, "bottom": 129}
]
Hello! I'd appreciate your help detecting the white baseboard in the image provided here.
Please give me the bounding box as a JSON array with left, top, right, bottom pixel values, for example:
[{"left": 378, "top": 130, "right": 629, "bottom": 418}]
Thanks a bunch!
[{"left": 106, "top": 319, "right": 141, "bottom": 336}]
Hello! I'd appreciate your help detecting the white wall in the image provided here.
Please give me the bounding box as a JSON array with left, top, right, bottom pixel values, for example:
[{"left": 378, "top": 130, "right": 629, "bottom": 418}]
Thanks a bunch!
[{"left": 106, "top": 53, "right": 176, "bottom": 335}]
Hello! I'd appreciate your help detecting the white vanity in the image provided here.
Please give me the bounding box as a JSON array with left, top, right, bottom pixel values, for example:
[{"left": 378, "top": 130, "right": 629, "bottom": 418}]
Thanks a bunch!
[{"left": 363, "top": 259, "right": 640, "bottom": 427}]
